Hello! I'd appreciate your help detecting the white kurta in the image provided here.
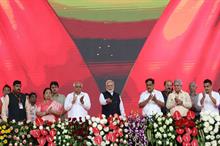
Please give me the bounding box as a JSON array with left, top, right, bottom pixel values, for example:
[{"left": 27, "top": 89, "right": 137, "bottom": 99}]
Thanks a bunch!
[{"left": 64, "top": 92, "right": 91, "bottom": 119}]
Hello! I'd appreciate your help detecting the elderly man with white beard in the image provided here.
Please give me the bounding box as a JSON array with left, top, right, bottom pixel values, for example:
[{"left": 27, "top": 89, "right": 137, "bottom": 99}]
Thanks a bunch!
[{"left": 99, "top": 80, "right": 125, "bottom": 117}]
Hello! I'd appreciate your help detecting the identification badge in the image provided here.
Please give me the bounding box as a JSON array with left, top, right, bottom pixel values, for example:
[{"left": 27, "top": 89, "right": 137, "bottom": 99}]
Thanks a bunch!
[{"left": 19, "top": 102, "right": 24, "bottom": 109}]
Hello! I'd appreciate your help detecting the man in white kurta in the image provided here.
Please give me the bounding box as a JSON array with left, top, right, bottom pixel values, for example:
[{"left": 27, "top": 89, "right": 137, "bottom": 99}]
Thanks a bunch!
[
  {"left": 198, "top": 79, "right": 220, "bottom": 114},
  {"left": 64, "top": 82, "right": 91, "bottom": 120},
  {"left": 139, "top": 78, "right": 164, "bottom": 117}
]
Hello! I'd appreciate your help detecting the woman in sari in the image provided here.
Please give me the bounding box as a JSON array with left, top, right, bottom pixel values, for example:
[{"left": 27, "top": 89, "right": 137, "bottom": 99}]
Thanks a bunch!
[{"left": 36, "top": 88, "right": 62, "bottom": 122}]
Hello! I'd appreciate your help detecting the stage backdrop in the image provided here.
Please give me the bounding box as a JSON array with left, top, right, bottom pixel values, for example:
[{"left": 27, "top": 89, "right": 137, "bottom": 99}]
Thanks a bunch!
[{"left": 0, "top": 0, "right": 220, "bottom": 115}]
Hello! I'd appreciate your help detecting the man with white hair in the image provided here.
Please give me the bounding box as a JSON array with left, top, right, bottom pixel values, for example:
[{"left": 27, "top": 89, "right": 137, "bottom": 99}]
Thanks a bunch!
[
  {"left": 99, "top": 80, "right": 125, "bottom": 117},
  {"left": 166, "top": 79, "right": 192, "bottom": 116},
  {"left": 64, "top": 82, "right": 91, "bottom": 120}
]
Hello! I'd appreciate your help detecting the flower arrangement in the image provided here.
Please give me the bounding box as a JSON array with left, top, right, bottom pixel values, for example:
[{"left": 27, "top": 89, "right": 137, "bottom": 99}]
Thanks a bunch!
[
  {"left": 30, "top": 118, "right": 56, "bottom": 146},
  {"left": 53, "top": 118, "right": 72, "bottom": 146},
  {"left": 200, "top": 112, "right": 220, "bottom": 146},
  {"left": 7, "top": 120, "right": 34, "bottom": 146},
  {"left": 147, "top": 113, "right": 175, "bottom": 146},
  {"left": 127, "top": 113, "right": 147, "bottom": 146},
  {"left": 69, "top": 117, "right": 90, "bottom": 145},
  {"left": 1, "top": 112, "right": 220, "bottom": 146},
  {"left": 173, "top": 111, "right": 198, "bottom": 146},
  {"left": 87, "top": 114, "right": 128, "bottom": 145}
]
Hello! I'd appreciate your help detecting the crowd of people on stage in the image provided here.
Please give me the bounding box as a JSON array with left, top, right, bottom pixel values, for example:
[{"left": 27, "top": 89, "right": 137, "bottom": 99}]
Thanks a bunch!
[{"left": 0, "top": 78, "right": 220, "bottom": 123}]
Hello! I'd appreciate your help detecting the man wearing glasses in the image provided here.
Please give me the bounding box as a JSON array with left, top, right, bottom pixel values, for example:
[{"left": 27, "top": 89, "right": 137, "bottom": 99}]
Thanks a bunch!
[
  {"left": 166, "top": 79, "right": 192, "bottom": 117},
  {"left": 64, "top": 82, "right": 91, "bottom": 120},
  {"left": 198, "top": 79, "right": 220, "bottom": 114},
  {"left": 139, "top": 78, "right": 164, "bottom": 117}
]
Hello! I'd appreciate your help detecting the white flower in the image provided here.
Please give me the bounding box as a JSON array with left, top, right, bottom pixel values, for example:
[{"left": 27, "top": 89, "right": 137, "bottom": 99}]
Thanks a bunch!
[
  {"left": 91, "top": 117, "right": 96, "bottom": 122},
  {"left": 169, "top": 118, "right": 173, "bottom": 123},
  {"left": 97, "top": 124, "right": 103, "bottom": 130},
  {"left": 89, "top": 127, "right": 93, "bottom": 132},
  {"left": 205, "top": 142, "right": 211, "bottom": 146},
  {"left": 158, "top": 140, "right": 162, "bottom": 145},
  {"left": 92, "top": 122, "right": 97, "bottom": 127},
  {"left": 46, "top": 126, "right": 50, "bottom": 130},
  {"left": 124, "top": 122, "right": 128, "bottom": 127},
  {"left": 166, "top": 141, "right": 170, "bottom": 145},
  {"left": 167, "top": 113, "right": 171, "bottom": 117},
  {"left": 163, "top": 134, "right": 167, "bottom": 138},
  {"left": 159, "top": 127, "right": 164, "bottom": 133},
  {"left": 169, "top": 126, "right": 174, "bottom": 131},
  {"left": 171, "top": 135, "right": 175, "bottom": 139},
  {"left": 95, "top": 118, "right": 100, "bottom": 123},
  {"left": 211, "top": 140, "right": 217, "bottom": 146},
  {"left": 101, "top": 141, "right": 106, "bottom": 146},
  {"left": 165, "top": 120, "right": 170, "bottom": 125},
  {"left": 157, "top": 117, "right": 162, "bottom": 122},
  {"left": 206, "top": 135, "right": 210, "bottom": 140},
  {"left": 39, "top": 126, "right": 43, "bottom": 130},
  {"left": 211, "top": 135, "right": 215, "bottom": 140},
  {"left": 100, "top": 131, "right": 105, "bottom": 136},
  {"left": 215, "top": 115, "right": 220, "bottom": 122},
  {"left": 208, "top": 126, "right": 213, "bottom": 131},
  {"left": 210, "top": 119, "right": 215, "bottom": 125},
  {"left": 153, "top": 123, "right": 158, "bottom": 128},
  {"left": 218, "top": 140, "right": 220, "bottom": 144},
  {"left": 86, "top": 142, "right": 92, "bottom": 146},
  {"left": 216, "top": 135, "right": 220, "bottom": 139},
  {"left": 163, "top": 125, "right": 167, "bottom": 129},
  {"left": 204, "top": 122, "right": 210, "bottom": 128},
  {"left": 86, "top": 115, "right": 90, "bottom": 120},
  {"left": 204, "top": 128, "right": 209, "bottom": 133},
  {"left": 104, "top": 127, "right": 109, "bottom": 132},
  {"left": 124, "top": 128, "right": 128, "bottom": 133}
]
